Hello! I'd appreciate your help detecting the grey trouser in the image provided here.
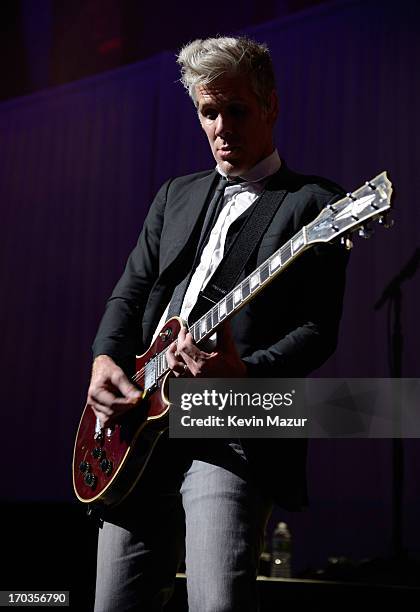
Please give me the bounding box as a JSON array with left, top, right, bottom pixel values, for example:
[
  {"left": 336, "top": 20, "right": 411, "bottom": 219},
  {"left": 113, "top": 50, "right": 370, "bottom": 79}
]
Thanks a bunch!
[{"left": 94, "top": 439, "right": 272, "bottom": 611}]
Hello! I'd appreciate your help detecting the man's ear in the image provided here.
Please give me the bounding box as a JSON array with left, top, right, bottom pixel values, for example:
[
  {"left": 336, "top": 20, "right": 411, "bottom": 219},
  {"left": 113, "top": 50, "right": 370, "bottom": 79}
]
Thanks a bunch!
[{"left": 266, "top": 90, "right": 279, "bottom": 124}]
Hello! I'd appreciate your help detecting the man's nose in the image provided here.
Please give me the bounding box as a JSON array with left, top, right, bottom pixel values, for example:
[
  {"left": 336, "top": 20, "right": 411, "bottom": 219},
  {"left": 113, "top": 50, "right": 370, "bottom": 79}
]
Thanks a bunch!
[{"left": 214, "top": 113, "right": 233, "bottom": 139}]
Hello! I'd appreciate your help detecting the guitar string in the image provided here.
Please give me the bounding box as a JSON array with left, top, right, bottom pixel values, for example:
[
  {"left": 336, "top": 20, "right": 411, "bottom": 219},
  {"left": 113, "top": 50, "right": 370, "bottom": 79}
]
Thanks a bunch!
[
  {"left": 131, "top": 314, "right": 209, "bottom": 387},
  {"left": 131, "top": 339, "right": 179, "bottom": 385},
  {"left": 130, "top": 324, "right": 197, "bottom": 385}
]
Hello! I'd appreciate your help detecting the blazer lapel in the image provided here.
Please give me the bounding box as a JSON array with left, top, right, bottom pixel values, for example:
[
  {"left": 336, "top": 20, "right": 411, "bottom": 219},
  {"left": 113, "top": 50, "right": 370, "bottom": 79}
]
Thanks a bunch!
[
  {"left": 160, "top": 162, "right": 299, "bottom": 275},
  {"left": 159, "top": 170, "right": 219, "bottom": 274},
  {"left": 224, "top": 164, "right": 294, "bottom": 239}
]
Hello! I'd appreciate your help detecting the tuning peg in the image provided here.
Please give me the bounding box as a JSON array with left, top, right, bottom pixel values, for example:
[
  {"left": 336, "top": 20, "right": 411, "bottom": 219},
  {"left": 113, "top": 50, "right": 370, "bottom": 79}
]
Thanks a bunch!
[
  {"left": 378, "top": 214, "right": 394, "bottom": 229},
  {"left": 358, "top": 225, "right": 374, "bottom": 239},
  {"left": 365, "top": 181, "right": 376, "bottom": 190},
  {"left": 340, "top": 235, "right": 353, "bottom": 250}
]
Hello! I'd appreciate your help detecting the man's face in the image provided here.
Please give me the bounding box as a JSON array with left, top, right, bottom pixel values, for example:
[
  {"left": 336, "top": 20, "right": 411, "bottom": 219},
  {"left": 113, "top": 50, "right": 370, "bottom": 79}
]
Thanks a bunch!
[{"left": 196, "top": 75, "right": 278, "bottom": 177}]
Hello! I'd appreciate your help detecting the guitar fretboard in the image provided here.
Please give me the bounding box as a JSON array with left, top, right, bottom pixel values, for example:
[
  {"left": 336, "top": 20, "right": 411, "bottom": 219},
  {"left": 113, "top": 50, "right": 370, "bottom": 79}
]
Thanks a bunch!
[{"left": 143, "top": 228, "right": 307, "bottom": 390}]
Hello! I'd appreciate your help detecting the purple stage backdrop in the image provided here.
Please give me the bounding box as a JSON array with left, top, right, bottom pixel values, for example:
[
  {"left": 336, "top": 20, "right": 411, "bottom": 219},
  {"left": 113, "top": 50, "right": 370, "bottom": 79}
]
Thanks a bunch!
[{"left": 0, "top": 0, "right": 419, "bottom": 571}]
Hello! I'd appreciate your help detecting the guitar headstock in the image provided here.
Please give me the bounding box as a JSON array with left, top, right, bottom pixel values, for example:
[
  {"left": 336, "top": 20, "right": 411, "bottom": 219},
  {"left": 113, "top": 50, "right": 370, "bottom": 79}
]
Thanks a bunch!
[{"left": 306, "top": 171, "right": 393, "bottom": 247}]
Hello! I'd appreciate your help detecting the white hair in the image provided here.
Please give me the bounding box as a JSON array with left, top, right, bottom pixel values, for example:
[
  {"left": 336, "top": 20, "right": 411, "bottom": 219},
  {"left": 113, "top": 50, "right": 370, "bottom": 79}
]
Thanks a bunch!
[{"left": 177, "top": 36, "right": 276, "bottom": 110}]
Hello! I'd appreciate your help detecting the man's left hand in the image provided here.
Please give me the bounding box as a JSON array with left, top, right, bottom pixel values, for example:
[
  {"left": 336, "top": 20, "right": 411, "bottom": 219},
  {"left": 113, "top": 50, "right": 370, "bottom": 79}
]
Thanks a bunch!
[{"left": 166, "top": 321, "right": 247, "bottom": 378}]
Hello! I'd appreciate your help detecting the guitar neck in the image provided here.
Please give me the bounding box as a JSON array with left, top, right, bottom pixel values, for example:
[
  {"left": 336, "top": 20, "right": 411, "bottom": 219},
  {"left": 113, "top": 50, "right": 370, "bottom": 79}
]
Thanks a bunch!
[
  {"left": 144, "top": 170, "right": 393, "bottom": 393},
  {"left": 190, "top": 227, "right": 307, "bottom": 343},
  {"left": 148, "top": 228, "right": 308, "bottom": 390}
]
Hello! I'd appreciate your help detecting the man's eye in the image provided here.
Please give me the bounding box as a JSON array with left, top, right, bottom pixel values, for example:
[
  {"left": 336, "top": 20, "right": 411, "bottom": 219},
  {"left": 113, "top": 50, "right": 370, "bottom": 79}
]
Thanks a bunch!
[{"left": 203, "top": 110, "right": 217, "bottom": 120}]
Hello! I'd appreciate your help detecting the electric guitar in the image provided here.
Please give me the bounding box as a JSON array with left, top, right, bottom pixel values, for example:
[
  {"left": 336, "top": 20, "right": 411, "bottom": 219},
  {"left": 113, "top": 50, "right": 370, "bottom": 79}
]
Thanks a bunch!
[{"left": 73, "top": 171, "right": 393, "bottom": 507}]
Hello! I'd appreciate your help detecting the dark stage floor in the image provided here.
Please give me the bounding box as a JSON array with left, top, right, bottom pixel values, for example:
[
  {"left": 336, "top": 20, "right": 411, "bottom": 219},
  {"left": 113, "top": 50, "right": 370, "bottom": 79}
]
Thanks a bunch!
[{"left": 2, "top": 502, "right": 419, "bottom": 610}]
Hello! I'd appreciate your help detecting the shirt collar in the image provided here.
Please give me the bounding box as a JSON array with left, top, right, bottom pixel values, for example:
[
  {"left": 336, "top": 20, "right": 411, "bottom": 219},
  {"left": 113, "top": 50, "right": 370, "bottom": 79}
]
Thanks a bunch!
[{"left": 216, "top": 149, "right": 281, "bottom": 184}]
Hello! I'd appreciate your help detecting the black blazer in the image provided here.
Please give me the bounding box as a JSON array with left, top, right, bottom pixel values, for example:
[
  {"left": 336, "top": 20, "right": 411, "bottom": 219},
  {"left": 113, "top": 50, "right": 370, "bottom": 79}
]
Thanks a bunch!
[{"left": 93, "top": 162, "right": 349, "bottom": 509}]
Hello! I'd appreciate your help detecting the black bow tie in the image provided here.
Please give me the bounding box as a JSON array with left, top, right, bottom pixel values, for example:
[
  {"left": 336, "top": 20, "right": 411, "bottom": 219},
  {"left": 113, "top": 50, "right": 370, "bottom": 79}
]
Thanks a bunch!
[{"left": 226, "top": 176, "right": 246, "bottom": 185}]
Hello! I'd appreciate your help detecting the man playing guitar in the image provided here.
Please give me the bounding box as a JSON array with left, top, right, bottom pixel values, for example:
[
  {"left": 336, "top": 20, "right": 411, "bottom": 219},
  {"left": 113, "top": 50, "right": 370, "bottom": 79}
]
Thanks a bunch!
[{"left": 88, "top": 36, "right": 349, "bottom": 612}]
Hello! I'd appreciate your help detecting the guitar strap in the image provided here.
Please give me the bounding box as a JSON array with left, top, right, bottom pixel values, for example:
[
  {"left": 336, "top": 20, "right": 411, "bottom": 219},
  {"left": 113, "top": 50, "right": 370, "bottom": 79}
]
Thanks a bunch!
[
  {"left": 188, "top": 182, "right": 288, "bottom": 324},
  {"left": 167, "top": 175, "right": 228, "bottom": 319}
]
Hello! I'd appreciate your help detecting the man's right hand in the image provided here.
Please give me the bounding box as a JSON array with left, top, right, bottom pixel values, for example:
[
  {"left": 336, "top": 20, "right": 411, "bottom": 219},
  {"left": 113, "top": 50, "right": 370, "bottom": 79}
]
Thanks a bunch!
[{"left": 87, "top": 355, "right": 142, "bottom": 427}]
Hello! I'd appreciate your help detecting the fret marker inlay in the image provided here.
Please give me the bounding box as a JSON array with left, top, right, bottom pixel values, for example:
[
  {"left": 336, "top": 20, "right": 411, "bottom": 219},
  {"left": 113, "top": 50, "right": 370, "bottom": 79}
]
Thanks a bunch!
[{"left": 250, "top": 273, "right": 259, "bottom": 290}]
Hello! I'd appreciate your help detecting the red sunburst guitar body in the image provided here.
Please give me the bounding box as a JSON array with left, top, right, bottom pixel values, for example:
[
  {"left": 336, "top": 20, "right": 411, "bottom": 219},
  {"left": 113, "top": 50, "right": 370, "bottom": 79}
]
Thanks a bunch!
[{"left": 72, "top": 317, "right": 183, "bottom": 507}]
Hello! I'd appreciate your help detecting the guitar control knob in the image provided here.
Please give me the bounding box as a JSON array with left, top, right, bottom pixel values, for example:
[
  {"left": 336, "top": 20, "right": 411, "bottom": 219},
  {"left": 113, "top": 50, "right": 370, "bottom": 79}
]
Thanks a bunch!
[
  {"left": 92, "top": 447, "right": 104, "bottom": 460},
  {"left": 100, "top": 458, "right": 113, "bottom": 476},
  {"left": 79, "top": 461, "right": 90, "bottom": 474},
  {"left": 84, "top": 472, "right": 97, "bottom": 488}
]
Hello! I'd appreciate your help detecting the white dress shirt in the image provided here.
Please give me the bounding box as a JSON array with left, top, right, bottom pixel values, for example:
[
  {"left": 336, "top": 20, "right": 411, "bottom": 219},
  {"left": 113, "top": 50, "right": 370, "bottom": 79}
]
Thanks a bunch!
[{"left": 153, "top": 150, "right": 281, "bottom": 342}]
